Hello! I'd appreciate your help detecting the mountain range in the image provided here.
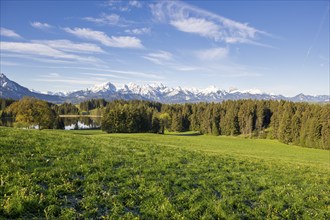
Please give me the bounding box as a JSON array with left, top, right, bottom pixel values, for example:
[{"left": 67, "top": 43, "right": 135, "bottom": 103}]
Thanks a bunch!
[{"left": 1, "top": 73, "right": 329, "bottom": 104}]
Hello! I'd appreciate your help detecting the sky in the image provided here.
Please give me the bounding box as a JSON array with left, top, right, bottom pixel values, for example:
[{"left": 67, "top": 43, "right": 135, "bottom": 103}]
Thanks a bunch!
[{"left": 0, "top": 0, "right": 329, "bottom": 96}]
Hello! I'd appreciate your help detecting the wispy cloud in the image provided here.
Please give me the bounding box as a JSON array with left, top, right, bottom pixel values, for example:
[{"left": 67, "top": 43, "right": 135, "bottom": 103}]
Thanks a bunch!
[
  {"left": 196, "top": 47, "right": 229, "bottom": 60},
  {"left": 30, "top": 21, "right": 52, "bottom": 29},
  {"left": 64, "top": 27, "right": 143, "bottom": 49},
  {"left": 49, "top": 73, "right": 60, "bottom": 77},
  {"left": 170, "top": 18, "right": 220, "bottom": 40},
  {"left": 43, "top": 66, "right": 163, "bottom": 80},
  {"left": 319, "top": 55, "right": 329, "bottom": 62},
  {"left": 36, "top": 78, "right": 103, "bottom": 85},
  {"left": 101, "top": 69, "right": 163, "bottom": 79},
  {"left": 172, "top": 65, "right": 200, "bottom": 72},
  {"left": 2, "top": 53, "right": 78, "bottom": 64},
  {"left": 143, "top": 50, "right": 173, "bottom": 65},
  {"left": 205, "top": 62, "right": 263, "bottom": 78},
  {"left": 150, "top": 1, "right": 271, "bottom": 45},
  {"left": 105, "top": 0, "right": 143, "bottom": 12},
  {"left": 0, "top": 41, "right": 102, "bottom": 64},
  {"left": 36, "top": 73, "right": 106, "bottom": 86},
  {"left": 0, "top": 60, "right": 20, "bottom": 66},
  {"left": 1, "top": 42, "right": 71, "bottom": 57},
  {"left": 31, "top": 40, "right": 104, "bottom": 53},
  {"left": 129, "top": 1, "right": 142, "bottom": 8},
  {"left": 83, "top": 13, "right": 121, "bottom": 25},
  {"left": 82, "top": 73, "right": 130, "bottom": 80},
  {"left": 125, "top": 27, "right": 150, "bottom": 35},
  {"left": 0, "top": 27, "right": 22, "bottom": 38}
]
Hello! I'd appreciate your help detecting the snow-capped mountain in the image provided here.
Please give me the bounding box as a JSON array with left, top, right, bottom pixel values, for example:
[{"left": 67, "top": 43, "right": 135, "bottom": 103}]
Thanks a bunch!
[
  {"left": 0, "top": 73, "right": 64, "bottom": 103},
  {"left": 0, "top": 73, "right": 329, "bottom": 104}
]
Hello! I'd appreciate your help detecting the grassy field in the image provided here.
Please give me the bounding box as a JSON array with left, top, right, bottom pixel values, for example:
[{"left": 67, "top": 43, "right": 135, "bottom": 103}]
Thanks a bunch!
[{"left": 0, "top": 127, "right": 329, "bottom": 219}]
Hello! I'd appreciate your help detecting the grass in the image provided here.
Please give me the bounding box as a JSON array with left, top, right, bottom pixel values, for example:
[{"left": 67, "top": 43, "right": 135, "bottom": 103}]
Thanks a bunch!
[{"left": 0, "top": 127, "right": 329, "bottom": 219}]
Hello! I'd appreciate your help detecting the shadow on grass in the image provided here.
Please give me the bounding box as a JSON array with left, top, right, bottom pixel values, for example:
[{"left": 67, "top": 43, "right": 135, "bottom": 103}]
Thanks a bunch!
[
  {"left": 166, "top": 132, "right": 202, "bottom": 137},
  {"left": 68, "top": 129, "right": 105, "bottom": 135}
]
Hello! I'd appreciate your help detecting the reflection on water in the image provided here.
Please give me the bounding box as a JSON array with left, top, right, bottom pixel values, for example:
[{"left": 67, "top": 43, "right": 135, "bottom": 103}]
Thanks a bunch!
[
  {"left": 0, "top": 116, "right": 102, "bottom": 130},
  {"left": 63, "top": 117, "right": 102, "bottom": 130}
]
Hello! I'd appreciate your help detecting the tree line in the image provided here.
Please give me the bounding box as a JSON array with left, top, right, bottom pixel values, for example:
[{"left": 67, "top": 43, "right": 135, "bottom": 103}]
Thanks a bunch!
[
  {"left": 100, "top": 99, "right": 329, "bottom": 150},
  {"left": 1, "top": 97, "right": 329, "bottom": 149}
]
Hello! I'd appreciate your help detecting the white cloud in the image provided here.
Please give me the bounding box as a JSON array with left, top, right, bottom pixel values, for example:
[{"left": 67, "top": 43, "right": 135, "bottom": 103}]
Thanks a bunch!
[
  {"left": 0, "top": 41, "right": 101, "bottom": 64},
  {"left": 83, "top": 13, "right": 120, "bottom": 25},
  {"left": 0, "top": 60, "right": 20, "bottom": 66},
  {"left": 129, "top": 1, "right": 142, "bottom": 8},
  {"left": 106, "top": 69, "right": 163, "bottom": 79},
  {"left": 172, "top": 66, "right": 199, "bottom": 72},
  {"left": 319, "top": 55, "right": 329, "bottom": 62},
  {"left": 125, "top": 27, "right": 150, "bottom": 35},
  {"left": 36, "top": 77, "right": 103, "bottom": 85},
  {"left": 1, "top": 42, "right": 69, "bottom": 57},
  {"left": 104, "top": 0, "right": 142, "bottom": 12},
  {"left": 64, "top": 27, "right": 143, "bottom": 48},
  {"left": 204, "top": 62, "right": 263, "bottom": 78},
  {"left": 150, "top": 1, "right": 270, "bottom": 45},
  {"left": 143, "top": 51, "right": 173, "bottom": 64},
  {"left": 196, "top": 47, "right": 229, "bottom": 60},
  {"left": 170, "top": 18, "right": 220, "bottom": 41},
  {"left": 0, "top": 27, "right": 22, "bottom": 38},
  {"left": 1, "top": 53, "right": 79, "bottom": 64},
  {"left": 46, "top": 66, "right": 163, "bottom": 79},
  {"left": 82, "top": 73, "right": 130, "bottom": 80},
  {"left": 32, "top": 40, "right": 104, "bottom": 53},
  {"left": 30, "top": 22, "right": 51, "bottom": 29},
  {"left": 49, "top": 73, "right": 60, "bottom": 77}
]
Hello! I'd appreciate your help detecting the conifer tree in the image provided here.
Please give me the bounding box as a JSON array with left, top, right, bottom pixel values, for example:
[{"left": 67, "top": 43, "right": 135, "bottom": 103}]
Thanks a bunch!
[{"left": 278, "top": 102, "right": 294, "bottom": 144}]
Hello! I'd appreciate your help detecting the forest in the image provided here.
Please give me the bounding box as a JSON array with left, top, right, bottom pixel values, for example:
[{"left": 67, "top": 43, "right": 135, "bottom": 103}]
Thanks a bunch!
[{"left": 1, "top": 97, "right": 329, "bottom": 150}]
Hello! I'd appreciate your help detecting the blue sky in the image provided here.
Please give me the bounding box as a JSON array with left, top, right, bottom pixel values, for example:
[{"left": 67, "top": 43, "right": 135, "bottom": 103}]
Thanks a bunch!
[{"left": 0, "top": 0, "right": 329, "bottom": 96}]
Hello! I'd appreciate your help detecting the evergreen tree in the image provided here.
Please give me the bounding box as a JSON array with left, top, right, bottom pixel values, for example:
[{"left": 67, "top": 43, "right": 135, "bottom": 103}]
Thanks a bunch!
[
  {"left": 171, "top": 111, "right": 184, "bottom": 132},
  {"left": 278, "top": 102, "right": 294, "bottom": 144}
]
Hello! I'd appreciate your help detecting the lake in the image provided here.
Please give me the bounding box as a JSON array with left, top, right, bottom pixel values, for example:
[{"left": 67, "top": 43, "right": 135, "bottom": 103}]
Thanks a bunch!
[
  {"left": 62, "top": 116, "right": 102, "bottom": 130},
  {"left": 0, "top": 116, "right": 102, "bottom": 130}
]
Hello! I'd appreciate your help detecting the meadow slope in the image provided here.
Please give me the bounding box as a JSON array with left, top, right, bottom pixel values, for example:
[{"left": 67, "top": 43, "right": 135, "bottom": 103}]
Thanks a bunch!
[{"left": 0, "top": 127, "right": 329, "bottom": 219}]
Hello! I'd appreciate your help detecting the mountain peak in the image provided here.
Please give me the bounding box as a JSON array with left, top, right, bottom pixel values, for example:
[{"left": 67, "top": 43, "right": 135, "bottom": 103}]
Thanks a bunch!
[
  {"left": 241, "top": 89, "right": 263, "bottom": 95},
  {"left": 90, "top": 82, "right": 116, "bottom": 93},
  {"left": 1, "top": 73, "right": 329, "bottom": 104},
  {"left": 202, "top": 85, "right": 219, "bottom": 94},
  {"left": 1, "top": 73, "right": 10, "bottom": 87},
  {"left": 0, "top": 73, "right": 9, "bottom": 82}
]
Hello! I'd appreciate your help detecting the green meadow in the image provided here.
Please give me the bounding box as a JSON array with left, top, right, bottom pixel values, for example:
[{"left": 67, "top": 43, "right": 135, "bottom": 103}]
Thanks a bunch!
[{"left": 0, "top": 127, "right": 329, "bottom": 219}]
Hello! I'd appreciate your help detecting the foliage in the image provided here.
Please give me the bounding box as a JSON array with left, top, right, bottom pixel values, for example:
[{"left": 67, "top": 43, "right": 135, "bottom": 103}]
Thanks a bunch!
[
  {"left": 4, "top": 97, "right": 56, "bottom": 129},
  {"left": 53, "top": 102, "right": 79, "bottom": 115},
  {"left": 100, "top": 99, "right": 330, "bottom": 149},
  {"left": 101, "top": 101, "right": 161, "bottom": 134},
  {"left": 2, "top": 97, "right": 329, "bottom": 149},
  {"left": 0, "top": 98, "right": 16, "bottom": 111},
  {"left": 0, "top": 127, "right": 329, "bottom": 219},
  {"left": 79, "top": 99, "right": 107, "bottom": 112}
]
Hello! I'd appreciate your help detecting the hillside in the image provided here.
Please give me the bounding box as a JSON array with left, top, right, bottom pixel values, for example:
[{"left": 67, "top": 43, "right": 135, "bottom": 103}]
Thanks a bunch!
[{"left": 1, "top": 127, "right": 329, "bottom": 219}]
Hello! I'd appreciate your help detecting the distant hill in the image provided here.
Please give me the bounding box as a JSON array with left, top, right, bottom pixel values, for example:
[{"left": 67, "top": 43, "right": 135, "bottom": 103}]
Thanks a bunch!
[{"left": 1, "top": 73, "right": 329, "bottom": 104}]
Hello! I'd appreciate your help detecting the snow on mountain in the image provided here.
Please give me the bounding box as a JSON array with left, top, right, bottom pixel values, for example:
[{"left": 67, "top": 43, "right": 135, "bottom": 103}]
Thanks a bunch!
[
  {"left": 228, "top": 88, "right": 263, "bottom": 95},
  {"left": 46, "top": 91, "right": 70, "bottom": 97},
  {"left": 201, "top": 85, "right": 219, "bottom": 95},
  {"left": 90, "top": 82, "right": 116, "bottom": 93},
  {"left": 1, "top": 73, "right": 329, "bottom": 104},
  {"left": 0, "top": 73, "right": 64, "bottom": 103},
  {"left": 239, "top": 89, "right": 263, "bottom": 95}
]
